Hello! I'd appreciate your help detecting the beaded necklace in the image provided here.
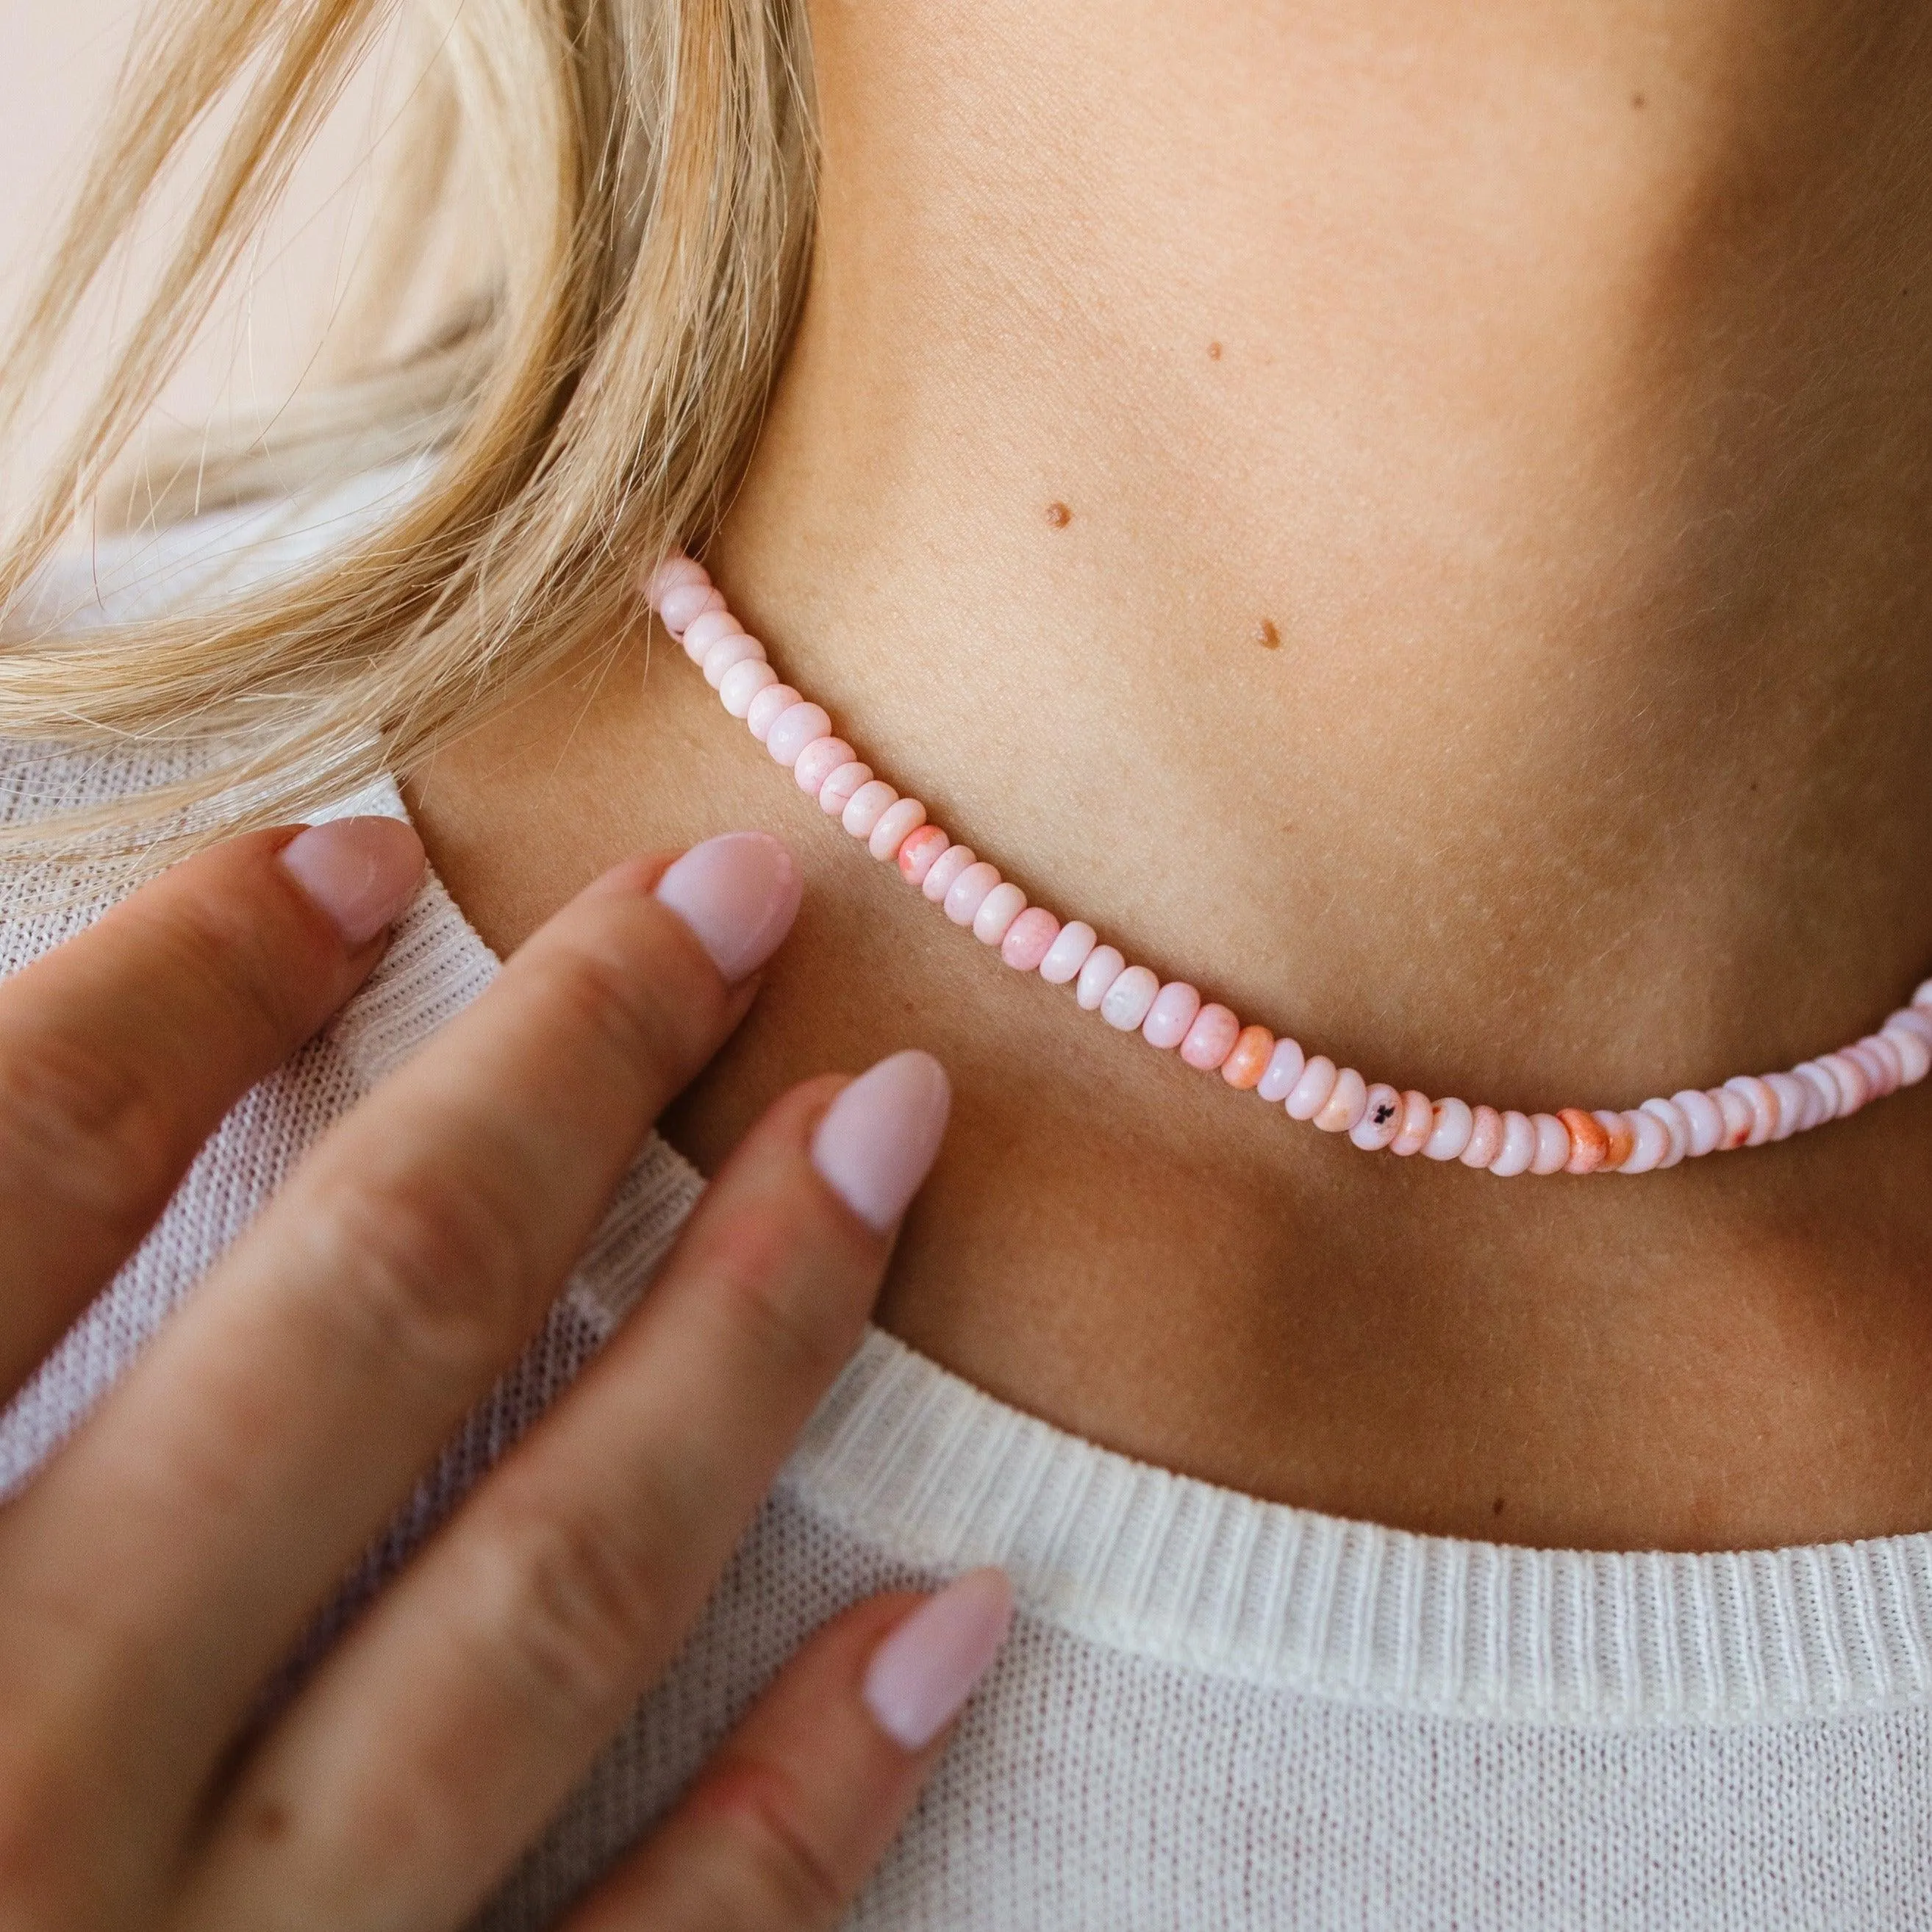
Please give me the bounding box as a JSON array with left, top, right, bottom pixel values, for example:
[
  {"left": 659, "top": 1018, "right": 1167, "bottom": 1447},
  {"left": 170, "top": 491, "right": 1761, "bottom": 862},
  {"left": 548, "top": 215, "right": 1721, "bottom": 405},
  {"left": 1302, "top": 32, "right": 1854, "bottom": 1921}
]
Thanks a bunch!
[{"left": 648, "top": 555, "right": 1932, "bottom": 1176}]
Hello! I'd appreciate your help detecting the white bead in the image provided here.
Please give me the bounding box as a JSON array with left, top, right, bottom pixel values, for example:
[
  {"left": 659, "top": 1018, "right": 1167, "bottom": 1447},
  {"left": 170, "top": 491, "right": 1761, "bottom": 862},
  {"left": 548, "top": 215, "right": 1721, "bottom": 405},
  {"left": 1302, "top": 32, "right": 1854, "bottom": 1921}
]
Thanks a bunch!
[
  {"left": 973, "top": 881, "right": 1028, "bottom": 945},
  {"left": 1422, "top": 1097, "right": 1473, "bottom": 1161},
  {"left": 1488, "top": 1110, "right": 1536, "bottom": 1177},
  {"left": 1529, "top": 1113, "right": 1570, "bottom": 1175},
  {"left": 1100, "top": 964, "right": 1159, "bottom": 1030},
  {"left": 1040, "top": 922, "right": 1098, "bottom": 985},
  {"left": 1350, "top": 1084, "right": 1405, "bottom": 1151},
  {"left": 1076, "top": 945, "right": 1126, "bottom": 1012},
  {"left": 1670, "top": 1088, "right": 1724, "bottom": 1157},
  {"left": 1764, "top": 1072, "right": 1808, "bottom": 1140},
  {"left": 1641, "top": 1097, "right": 1689, "bottom": 1167},
  {"left": 718, "top": 658, "right": 777, "bottom": 718},
  {"left": 1617, "top": 1109, "right": 1668, "bottom": 1174}
]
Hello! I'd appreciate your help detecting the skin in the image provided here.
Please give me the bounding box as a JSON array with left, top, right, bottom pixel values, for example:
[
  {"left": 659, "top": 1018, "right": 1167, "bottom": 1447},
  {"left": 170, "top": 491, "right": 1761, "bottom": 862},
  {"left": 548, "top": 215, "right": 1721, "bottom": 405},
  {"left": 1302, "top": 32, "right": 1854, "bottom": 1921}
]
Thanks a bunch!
[
  {"left": 412, "top": 0, "right": 1932, "bottom": 1551},
  {"left": 0, "top": 824, "right": 967, "bottom": 1931}
]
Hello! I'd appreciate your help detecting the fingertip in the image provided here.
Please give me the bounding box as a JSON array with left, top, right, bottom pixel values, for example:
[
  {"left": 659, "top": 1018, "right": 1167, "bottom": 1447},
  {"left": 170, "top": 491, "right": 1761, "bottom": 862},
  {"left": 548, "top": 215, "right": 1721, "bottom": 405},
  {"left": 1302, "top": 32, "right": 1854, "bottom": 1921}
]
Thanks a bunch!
[
  {"left": 810, "top": 1051, "right": 953, "bottom": 1234},
  {"left": 861, "top": 1567, "right": 1014, "bottom": 1753},
  {"left": 276, "top": 817, "right": 426, "bottom": 948}
]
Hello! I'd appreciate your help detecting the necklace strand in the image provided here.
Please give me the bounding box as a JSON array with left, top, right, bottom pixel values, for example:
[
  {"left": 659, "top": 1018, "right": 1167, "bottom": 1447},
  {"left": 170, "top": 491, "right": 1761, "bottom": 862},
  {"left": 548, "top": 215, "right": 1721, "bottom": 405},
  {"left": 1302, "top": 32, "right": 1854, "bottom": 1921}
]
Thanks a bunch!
[{"left": 648, "top": 554, "right": 1932, "bottom": 1176}]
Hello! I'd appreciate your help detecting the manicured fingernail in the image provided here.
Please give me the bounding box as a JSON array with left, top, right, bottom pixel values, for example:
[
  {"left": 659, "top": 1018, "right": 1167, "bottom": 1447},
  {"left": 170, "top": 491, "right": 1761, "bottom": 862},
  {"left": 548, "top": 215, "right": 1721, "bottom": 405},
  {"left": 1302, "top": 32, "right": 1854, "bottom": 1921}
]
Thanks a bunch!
[
  {"left": 811, "top": 1049, "right": 951, "bottom": 1232},
  {"left": 654, "top": 832, "right": 801, "bottom": 982},
  {"left": 863, "top": 1569, "right": 1014, "bottom": 1752},
  {"left": 279, "top": 817, "right": 426, "bottom": 947}
]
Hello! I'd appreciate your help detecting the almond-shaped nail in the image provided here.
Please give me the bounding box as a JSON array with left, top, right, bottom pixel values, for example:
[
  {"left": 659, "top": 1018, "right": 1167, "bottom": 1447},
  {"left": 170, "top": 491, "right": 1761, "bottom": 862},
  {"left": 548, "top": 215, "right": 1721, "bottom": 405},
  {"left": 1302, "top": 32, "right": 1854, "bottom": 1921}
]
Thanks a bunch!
[
  {"left": 278, "top": 818, "right": 426, "bottom": 947},
  {"left": 654, "top": 831, "right": 802, "bottom": 982},
  {"left": 863, "top": 1569, "right": 1014, "bottom": 1752},
  {"left": 811, "top": 1049, "right": 951, "bottom": 1233}
]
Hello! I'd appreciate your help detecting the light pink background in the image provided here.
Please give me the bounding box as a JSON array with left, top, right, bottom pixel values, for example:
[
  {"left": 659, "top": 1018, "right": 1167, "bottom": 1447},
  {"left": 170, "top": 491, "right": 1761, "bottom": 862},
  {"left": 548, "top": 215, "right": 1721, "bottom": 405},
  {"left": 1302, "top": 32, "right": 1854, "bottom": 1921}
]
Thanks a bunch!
[{"left": 0, "top": 1, "right": 365, "bottom": 504}]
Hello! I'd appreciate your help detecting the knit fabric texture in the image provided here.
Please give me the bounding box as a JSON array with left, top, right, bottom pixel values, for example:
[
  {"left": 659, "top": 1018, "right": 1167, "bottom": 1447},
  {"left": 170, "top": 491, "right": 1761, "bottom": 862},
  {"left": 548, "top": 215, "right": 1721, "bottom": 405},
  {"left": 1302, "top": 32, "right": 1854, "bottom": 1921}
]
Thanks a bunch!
[{"left": 5, "top": 492, "right": 1932, "bottom": 1928}]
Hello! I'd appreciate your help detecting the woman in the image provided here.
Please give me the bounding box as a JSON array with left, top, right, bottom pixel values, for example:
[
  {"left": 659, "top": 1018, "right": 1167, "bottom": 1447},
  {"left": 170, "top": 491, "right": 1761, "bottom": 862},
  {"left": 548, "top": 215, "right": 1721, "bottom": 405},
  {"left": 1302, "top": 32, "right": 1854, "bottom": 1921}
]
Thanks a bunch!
[{"left": 2, "top": 0, "right": 1931, "bottom": 1925}]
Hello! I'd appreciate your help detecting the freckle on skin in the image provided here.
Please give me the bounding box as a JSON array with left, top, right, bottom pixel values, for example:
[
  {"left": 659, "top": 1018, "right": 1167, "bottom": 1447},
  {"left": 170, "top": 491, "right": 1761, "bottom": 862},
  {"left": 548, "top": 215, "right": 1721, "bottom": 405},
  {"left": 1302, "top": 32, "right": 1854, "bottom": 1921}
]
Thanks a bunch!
[
  {"left": 1631, "top": 91, "right": 1646, "bottom": 109},
  {"left": 1045, "top": 501, "right": 1071, "bottom": 528},
  {"left": 1493, "top": 1496, "right": 1506, "bottom": 1516},
  {"left": 1255, "top": 618, "right": 1281, "bottom": 649},
  {"left": 1207, "top": 341, "right": 1223, "bottom": 360}
]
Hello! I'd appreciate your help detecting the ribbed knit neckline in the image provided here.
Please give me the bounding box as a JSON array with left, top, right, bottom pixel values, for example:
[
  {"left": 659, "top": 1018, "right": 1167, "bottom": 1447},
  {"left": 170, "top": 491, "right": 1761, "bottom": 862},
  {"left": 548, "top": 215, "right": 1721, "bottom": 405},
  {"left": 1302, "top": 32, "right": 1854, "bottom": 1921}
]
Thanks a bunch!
[{"left": 782, "top": 1331, "right": 1932, "bottom": 1728}]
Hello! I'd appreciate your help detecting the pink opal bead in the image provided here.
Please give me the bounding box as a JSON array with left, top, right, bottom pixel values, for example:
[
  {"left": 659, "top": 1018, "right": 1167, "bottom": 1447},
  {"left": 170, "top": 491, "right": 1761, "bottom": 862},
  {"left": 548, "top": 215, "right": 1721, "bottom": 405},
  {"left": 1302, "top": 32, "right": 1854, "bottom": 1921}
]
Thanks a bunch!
[
  {"left": 973, "top": 881, "right": 1028, "bottom": 945},
  {"left": 1284, "top": 1053, "right": 1338, "bottom": 1120},
  {"left": 1179, "top": 1003, "right": 1241, "bottom": 1072},
  {"left": 1890, "top": 1008, "right": 1932, "bottom": 1052},
  {"left": 1631, "top": 1112, "right": 1677, "bottom": 1167},
  {"left": 1487, "top": 1110, "right": 1536, "bottom": 1177},
  {"left": 1142, "top": 981, "right": 1202, "bottom": 1051},
  {"left": 1916, "top": 978, "right": 1932, "bottom": 1009},
  {"left": 1640, "top": 1097, "right": 1689, "bottom": 1167},
  {"left": 745, "top": 682, "right": 801, "bottom": 742},
  {"left": 720, "top": 658, "right": 779, "bottom": 718},
  {"left": 656, "top": 579, "right": 720, "bottom": 634},
  {"left": 1002, "top": 906, "right": 1062, "bottom": 972},
  {"left": 1560, "top": 1108, "right": 1609, "bottom": 1174},
  {"left": 1424, "top": 1097, "right": 1473, "bottom": 1161},
  {"left": 1102, "top": 965, "right": 1161, "bottom": 1031},
  {"left": 1595, "top": 1109, "right": 1636, "bottom": 1169},
  {"left": 1723, "top": 1075, "right": 1780, "bottom": 1147},
  {"left": 704, "top": 634, "right": 768, "bottom": 688},
  {"left": 1764, "top": 1072, "right": 1807, "bottom": 1140},
  {"left": 943, "top": 859, "right": 1001, "bottom": 926},
  {"left": 1861, "top": 1034, "right": 1905, "bottom": 1093},
  {"left": 1792, "top": 1062, "right": 1838, "bottom": 1127},
  {"left": 869, "top": 796, "right": 929, "bottom": 862},
  {"left": 820, "top": 762, "right": 875, "bottom": 817},
  {"left": 646, "top": 555, "right": 706, "bottom": 604},
  {"left": 1040, "top": 920, "right": 1098, "bottom": 985},
  {"left": 765, "top": 701, "right": 831, "bottom": 768},
  {"left": 1389, "top": 1090, "right": 1434, "bottom": 1156},
  {"left": 682, "top": 608, "right": 743, "bottom": 662},
  {"left": 1671, "top": 1088, "right": 1724, "bottom": 1157},
  {"left": 1618, "top": 1109, "right": 1669, "bottom": 1174},
  {"left": 921, "top": 843, "right": 976, "bottom": 904},
  {"left": 1844, "top": 1040, "right": 1892, "bottom": 1099},
  {"left": 1884, "top": 1018, "right": 1932, "bottom": 1084},
  {"left": 1350, "top": 1082, "right": 1404, "bottom": 1151},
  {"left": 1529, "top": 1112, "right": 1571, "bottom": 1175},
  {"left": 897, "top": 824, "right": 949, "bottom": 886},
  {"left": 1257, "top": 1037, "right": 1306, "bottom": 1101},
  {"left": 1222, "top": 1026, "right": 1275, "bottom": 1090},
  {"left": 1314, "top": 1066, "right": 1368, "bottom": 1134},
  {"left": 1076, "top": 945, "right": 1128, "bottom": 1012},
  {"left": 842, "top": 780, "right": 899, "bottom": 840},
  {"left": 793, "top": 736, "right": 855, "bottom": 795},
  {"left": 1459, "top": 1105, "right": 1504, "bottom": 1167},
  {"left": 1711, "top": 1087, "right": 1753, "bottom": 1150}
]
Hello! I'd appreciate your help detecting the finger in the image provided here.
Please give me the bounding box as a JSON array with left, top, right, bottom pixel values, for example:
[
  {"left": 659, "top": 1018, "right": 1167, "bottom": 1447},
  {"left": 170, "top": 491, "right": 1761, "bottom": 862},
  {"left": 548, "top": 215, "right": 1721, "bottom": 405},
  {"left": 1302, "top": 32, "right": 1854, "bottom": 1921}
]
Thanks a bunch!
[
  {"left": 568, "top": 1574, "right": 1012, "bottom": 1932},
  {"left": 0, "top": 833, "right": 800, "bottom": 1841},
  {"left": 179, "top": 1052, "right": 952, "bottom": 1932},
  {"left": 0, "top": 817, "right": 423, "bottom": 1400}
]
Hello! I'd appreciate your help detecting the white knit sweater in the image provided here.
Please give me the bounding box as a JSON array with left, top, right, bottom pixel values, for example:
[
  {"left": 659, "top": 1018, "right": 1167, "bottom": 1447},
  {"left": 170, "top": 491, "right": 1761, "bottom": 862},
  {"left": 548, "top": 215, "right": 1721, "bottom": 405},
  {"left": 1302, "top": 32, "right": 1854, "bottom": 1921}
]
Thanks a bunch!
[{"left": 6, "top": 487, "right": 1932, "bottom": 1930}]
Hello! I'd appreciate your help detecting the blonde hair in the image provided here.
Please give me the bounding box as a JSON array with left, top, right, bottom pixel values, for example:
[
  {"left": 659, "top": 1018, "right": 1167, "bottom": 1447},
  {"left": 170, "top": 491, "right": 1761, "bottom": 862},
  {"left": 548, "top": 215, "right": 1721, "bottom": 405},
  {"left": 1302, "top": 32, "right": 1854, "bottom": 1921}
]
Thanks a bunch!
[{"left": 0, "top": 0, "right": 817, "bottom": 859}]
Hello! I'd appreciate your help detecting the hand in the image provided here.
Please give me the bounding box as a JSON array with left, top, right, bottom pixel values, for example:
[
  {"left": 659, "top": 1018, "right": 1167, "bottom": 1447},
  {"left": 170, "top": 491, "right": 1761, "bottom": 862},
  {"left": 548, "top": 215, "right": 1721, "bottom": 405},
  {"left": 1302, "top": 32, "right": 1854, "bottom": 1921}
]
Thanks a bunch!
[{"left": 0, "top": 818, "right": 1009, "bottom": 1931}]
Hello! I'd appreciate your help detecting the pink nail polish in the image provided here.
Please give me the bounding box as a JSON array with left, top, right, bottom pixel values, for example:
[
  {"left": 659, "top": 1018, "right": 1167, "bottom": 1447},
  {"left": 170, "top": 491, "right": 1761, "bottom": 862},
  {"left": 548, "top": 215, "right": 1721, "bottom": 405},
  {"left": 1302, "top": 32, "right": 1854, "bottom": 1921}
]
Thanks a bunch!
[
  {"left": 811, "top": 1050, "right": 951, "bottom": 1232},
  {"left": 653, "top": 831, "right": 801, "bottom": 982},
  {"left": 278, "top": 818, "right": 426, "bottom": 946},
  {"left": 863, "top": 1569, "right": 1014, "bottom": 1751}
]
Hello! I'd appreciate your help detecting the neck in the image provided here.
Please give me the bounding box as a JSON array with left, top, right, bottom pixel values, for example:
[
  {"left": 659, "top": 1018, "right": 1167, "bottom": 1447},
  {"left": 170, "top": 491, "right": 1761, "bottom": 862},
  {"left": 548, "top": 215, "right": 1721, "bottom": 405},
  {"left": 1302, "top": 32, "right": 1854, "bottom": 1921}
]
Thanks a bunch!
[{"left": 415, "top": 0, "right": 1932, "bottom": 1550}]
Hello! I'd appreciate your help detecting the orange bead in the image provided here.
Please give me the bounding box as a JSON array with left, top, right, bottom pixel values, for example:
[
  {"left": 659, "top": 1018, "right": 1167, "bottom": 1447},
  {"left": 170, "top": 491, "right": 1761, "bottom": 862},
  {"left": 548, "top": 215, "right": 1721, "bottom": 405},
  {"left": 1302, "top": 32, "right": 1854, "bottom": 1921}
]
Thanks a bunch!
[
  {"left": 1559, "top": 1107, "right": 1610, "bottom": 1175},
  {"left": 1594, "top": 1108, "right": 1636, "bottom": 1170},
  {"left": 1220, "top": 1024, "right": 1275, "bottom": 1090}
]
